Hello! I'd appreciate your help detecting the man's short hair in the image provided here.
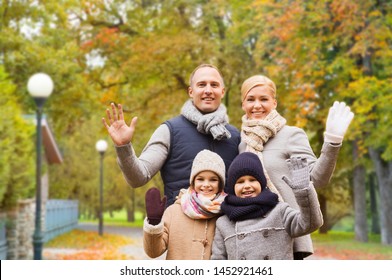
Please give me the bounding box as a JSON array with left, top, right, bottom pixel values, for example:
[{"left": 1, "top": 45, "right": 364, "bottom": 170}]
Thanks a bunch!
[{"left": 189, "top": 64, "right": 225, "bottom": 87}]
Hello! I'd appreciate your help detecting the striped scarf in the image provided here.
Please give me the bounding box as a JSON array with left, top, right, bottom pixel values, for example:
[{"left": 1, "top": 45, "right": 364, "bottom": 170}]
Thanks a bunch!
[
  {"left": 181, "top": 99, "right": 232, "bottom": 140},
  {"left": 180, "top": 188, "right": 227, "bottom": 219},
  {"left": 241, "top": 109, "right": 287, "bottom": 201}
]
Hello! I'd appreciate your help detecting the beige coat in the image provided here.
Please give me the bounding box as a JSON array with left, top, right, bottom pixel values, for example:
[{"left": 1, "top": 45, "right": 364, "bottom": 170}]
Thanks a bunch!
[
  {"left": 239, "top": 125, "right": 341, "bottom": 257},
  {"left": 143, "top": 198, "right": 218, "bottom": 260}
]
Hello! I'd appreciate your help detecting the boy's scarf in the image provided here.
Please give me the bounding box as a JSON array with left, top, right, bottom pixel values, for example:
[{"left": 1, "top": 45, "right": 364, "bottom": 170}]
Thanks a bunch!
[
  {"left": 221, "top": 190, "right": 279, "bottom": 221},
  {"left": 180, "top": 188, "right": 227, "bottom": 219},
  {"left": 241, "top": 109, "right": 287, "bottom": 201},
  {"left": 181, "top": 100, "right": 231, "bottom": 140}
]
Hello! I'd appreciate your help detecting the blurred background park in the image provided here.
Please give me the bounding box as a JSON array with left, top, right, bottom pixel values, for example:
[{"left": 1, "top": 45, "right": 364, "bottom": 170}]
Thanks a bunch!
[{"left": 0, "top": 0, "right": 391, "bottom": 260}]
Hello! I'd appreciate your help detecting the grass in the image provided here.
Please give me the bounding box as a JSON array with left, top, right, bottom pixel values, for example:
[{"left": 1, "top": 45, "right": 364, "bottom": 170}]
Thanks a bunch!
[
  {"left": 311, "top": 231, "right": 392, "bottom": 260},
  {"left": 79, "top": 210, "right": 144, "bottom": 227}
]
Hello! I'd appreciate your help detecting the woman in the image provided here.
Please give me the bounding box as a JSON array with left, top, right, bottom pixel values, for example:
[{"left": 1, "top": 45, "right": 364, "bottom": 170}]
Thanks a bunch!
[{"left": 239, "top": 75, "right": 354, "bottom": 259}]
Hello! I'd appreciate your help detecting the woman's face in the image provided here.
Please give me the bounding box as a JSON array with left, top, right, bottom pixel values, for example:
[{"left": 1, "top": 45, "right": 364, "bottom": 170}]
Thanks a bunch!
[
  {"left": 242, "top": 85, "right": 277, "bottom": 120},
  {"left": 234, "top": 175, "right": 262, "bottom": 198},
  {"left": 193, "top": 171, "right": 221, "bottom": 199}
]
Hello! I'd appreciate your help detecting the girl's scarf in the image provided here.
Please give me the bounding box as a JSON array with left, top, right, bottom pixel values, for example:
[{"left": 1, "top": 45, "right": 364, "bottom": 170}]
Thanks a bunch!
[
  {"left": 241, "top": 109, "right": 287, "bottom": 201},
  {"left": 180, "top": 188, "right": 227, "bottom": 219},
  {"left": 221, "top": 190, "right": 279, "bottom": 222},
  {"left": 181, "top": 100, "right": 231, "bottom": 140}
]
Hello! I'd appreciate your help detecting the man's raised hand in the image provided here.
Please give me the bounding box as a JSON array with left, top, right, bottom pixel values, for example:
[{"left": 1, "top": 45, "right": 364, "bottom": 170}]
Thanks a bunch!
[{"left": 102, "top": 103, "right": 138, "bottom": 146}]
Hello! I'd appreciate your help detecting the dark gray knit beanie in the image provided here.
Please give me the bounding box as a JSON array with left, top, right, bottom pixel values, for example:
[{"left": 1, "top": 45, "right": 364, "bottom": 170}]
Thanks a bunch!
[{"left": 227, "top": 152, "right": 267, "bottom": 195}]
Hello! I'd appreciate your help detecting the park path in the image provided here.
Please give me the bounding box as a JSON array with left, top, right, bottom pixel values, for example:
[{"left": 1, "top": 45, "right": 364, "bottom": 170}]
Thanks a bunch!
[
  {"left": 43, "top": 223, "right": 165, "bottom": 260},
  {"left": 77, "top": 223, "right": 164, "bottom": 260},
  {"left": 44, "top": 223, "right": 325, "bottom": 260}
]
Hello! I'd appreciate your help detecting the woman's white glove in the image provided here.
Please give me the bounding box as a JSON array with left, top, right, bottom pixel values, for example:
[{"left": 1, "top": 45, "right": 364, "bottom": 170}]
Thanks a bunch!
[{"left": 324, "top": 101, "right": 354, "bottom": 144}]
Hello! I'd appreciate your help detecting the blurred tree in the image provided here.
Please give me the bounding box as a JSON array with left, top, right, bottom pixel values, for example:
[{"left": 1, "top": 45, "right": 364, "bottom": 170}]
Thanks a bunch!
[
  {"left": 239, "top": 0, "right": 392, "bottom": 243},
  {"left": 331, "top": 1, "right": 392, "bottom": 245},
  {"left": 0, "top": 66, "right": 35, "bottom": 210}
]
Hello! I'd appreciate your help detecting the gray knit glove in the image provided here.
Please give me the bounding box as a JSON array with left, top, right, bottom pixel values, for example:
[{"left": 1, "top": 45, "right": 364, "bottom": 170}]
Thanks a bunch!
[{"left": 282, "top": 157, "right": 310, "bottom": 189}]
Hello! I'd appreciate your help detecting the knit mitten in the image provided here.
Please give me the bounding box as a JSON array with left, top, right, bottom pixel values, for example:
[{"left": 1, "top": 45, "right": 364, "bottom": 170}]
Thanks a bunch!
[
  {"left": 282, "top": 157, "right": 310, "bottom": 189},
  {"left": 324, "top": 101, "right": 354, "bottom": 144},
  {"left": 145, "top": 187, "right": 166, "bottom": 226}
]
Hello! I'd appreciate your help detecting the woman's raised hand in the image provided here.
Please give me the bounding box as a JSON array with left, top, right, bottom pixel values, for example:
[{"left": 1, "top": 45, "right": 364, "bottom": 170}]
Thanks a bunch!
[{"left": 324, "top": 101, "right": 354, "bottom": 144}]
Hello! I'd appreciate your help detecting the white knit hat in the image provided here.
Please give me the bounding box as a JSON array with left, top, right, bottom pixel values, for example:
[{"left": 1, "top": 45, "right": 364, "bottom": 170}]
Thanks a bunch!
[{"left": 190, "top": 150, "right": 226, "bottom": 191}]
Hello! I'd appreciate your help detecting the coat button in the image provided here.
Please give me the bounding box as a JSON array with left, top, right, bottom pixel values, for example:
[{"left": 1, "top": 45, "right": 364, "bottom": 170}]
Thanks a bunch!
[
  {"left": 264, "top": 256, "right": 270, "bottom": 260},
  {"left": 237, "top": 233, "right": 245, "bottom": 240},
  {"left": 263, "top": 230, "right": 269, "bottom": 237}
]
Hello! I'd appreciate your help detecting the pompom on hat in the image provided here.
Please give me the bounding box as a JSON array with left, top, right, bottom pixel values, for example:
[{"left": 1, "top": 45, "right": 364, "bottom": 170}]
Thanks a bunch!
[
  {"left": 241, "top": 75, "right": 277, "bottom": 102},
  {"left": 226, "top": 152, "right": 267, "bottom": 195},
  {"left": 190, "top": 150, "right": 226, "bottom": 191}
]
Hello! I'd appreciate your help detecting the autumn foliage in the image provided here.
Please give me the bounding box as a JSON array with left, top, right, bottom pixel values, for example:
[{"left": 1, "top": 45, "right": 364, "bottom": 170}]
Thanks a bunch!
[{"left": 44, "top": 230, "right": 134, "bottom": 260}]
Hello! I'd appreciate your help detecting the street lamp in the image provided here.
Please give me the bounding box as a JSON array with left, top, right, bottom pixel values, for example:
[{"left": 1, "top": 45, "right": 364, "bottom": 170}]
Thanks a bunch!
[
  {"left": 27, "top": 73, "right": 54, "bottom": 260},
  {"left": 95, "top": 139, "right": 108, "bottom": 236}
]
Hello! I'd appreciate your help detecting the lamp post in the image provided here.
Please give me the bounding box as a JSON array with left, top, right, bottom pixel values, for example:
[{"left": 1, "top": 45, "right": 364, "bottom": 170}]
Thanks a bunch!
[
  {"left": 27, "top": 73, "right": 54, "bottom": 260},
  {"left": 95, "top": 139, "right": 108, "bottom": 236}
]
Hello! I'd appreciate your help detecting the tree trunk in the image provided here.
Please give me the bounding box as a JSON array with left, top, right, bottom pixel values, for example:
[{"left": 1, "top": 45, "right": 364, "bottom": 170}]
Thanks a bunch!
[
  {"left": 369, "top": 173, "right": 380, "bottom": 234},
  {"left": 126, "top": 205, "right": 134, "bottom": 222},
  {"left": 353, "top": 141, "right": 368, "bottom": 242},
  {"left": 126, "top": 188, "right": 135, "bottom": 222},
  {"left": 318, "top": 194, "right": 328, "bottom": 234},
  {"left": 369, "top": 148, "right": 392, "bottom": 245}
]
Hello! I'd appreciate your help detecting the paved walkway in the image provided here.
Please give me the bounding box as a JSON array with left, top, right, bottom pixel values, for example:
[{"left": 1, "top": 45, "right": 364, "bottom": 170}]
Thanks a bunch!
[
  {"left": 44, "top": 223, "right": 324, "bottom": 260},
  {"left": 43, "top": 223, "right": 165, "bottom": 260},
  {"left": 78, "top": 223, "right": 161, "bottom": 260}
]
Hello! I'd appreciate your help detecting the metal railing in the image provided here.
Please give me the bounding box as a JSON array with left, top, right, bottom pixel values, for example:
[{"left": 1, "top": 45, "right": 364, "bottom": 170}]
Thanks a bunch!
[
  {"left": 44, "top": 199, "right": 79, "bottom": 242},
  {"left": 0, "top": 220, "right": 6, "bottom": 259}
]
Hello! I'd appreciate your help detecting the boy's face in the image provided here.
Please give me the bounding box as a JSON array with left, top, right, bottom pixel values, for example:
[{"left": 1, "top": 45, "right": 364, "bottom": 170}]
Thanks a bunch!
[
  {"left": 234, "top": 175, "right": 262, "bottom": 198},
  {"left": 193, "top": 170, "right": 221, "bottom": 199}
]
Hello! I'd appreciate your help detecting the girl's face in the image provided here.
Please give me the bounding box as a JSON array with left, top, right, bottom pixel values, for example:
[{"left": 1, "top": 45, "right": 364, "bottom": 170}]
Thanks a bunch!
[
  {"left": 234, "top": 175, "right": 262, "bottom": 198},
  {"left": 242, "top": 85, "right": 277, "bottom": 120},
  {"left": 193, "top": 171, "right": 221, "bottom": 199}
]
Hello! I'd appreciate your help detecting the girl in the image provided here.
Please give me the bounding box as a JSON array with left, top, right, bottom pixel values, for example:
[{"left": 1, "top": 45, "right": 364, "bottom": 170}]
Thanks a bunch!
[{"left": 143, "top": 149, "right": 226, "bottom": 259}]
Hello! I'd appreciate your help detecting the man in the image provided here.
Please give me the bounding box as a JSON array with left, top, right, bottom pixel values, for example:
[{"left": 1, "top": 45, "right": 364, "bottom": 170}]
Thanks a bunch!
[{"left": 102, "top": 64, "right": 240, "bottom": 206}]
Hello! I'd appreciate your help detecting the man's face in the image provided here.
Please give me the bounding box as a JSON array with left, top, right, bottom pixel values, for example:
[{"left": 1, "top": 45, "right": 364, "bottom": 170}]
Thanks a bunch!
[{"left": 188, "top": 67, "right": 225, "bottom": 113}]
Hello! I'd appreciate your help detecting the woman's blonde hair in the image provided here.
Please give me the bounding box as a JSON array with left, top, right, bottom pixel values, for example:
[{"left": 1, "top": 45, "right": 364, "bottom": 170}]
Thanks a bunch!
[{"left": 241, "top": 75, "right": 276, "bottom": 101}]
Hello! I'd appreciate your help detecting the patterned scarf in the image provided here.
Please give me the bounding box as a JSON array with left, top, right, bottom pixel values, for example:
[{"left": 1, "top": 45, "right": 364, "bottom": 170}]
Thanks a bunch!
[
  {"left": 221, "top": 190, "right": 279, "bottom": 222},
  {"left": 241, "top": 109, "right": 287, "bottom": 201},
  {"left": 180, "top": 188, "right": 227, "bottom": 219},
  {"left": 181, "top": 99, "right": 232, "bottom": 140}
]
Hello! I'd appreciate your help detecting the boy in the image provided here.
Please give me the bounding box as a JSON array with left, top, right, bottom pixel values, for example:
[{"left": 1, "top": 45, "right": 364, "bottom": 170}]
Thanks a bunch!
[{"left": 211, "top": 152, "right": 323, "bottom": 260}]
